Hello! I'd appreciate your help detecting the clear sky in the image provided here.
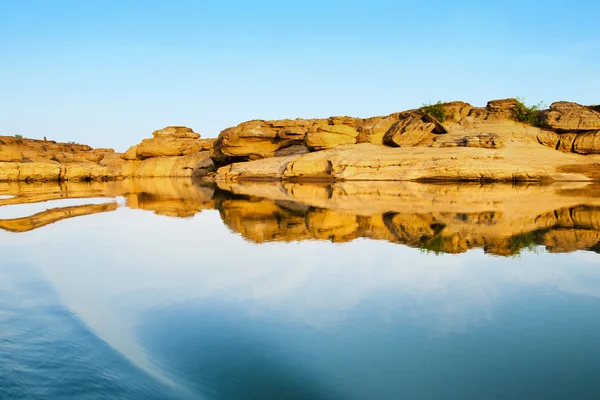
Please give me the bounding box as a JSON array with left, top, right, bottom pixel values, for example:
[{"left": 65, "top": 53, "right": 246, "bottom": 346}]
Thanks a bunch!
[{"left": 1, "top": 0, "right": 598, "bottom": 150}]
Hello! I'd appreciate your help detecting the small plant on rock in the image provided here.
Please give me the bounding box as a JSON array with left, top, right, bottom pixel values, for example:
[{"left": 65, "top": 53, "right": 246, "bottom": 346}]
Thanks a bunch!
[
  {"left": 68, "top": 141, "right": 78, "bottom": 145},
  {"left": 511, "top": 97, "right": 545, "bottom": 127},
  {"left": 15, "top": 134, "right": 23, "bottom": 140},
  {"left": 421, "top": 101, "right": 447, "bottom": 122}
]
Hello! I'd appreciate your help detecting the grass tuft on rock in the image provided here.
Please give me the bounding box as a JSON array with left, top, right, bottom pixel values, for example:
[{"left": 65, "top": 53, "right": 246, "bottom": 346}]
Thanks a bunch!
[
  {"left": 511, "top": 97, "right": 545, "bottom": 127},
  {"left": 421, "top": 101, "right": 447, "bottom": 122},
  {"left": 15, "top": 134, "right": 23, "bottom": 140}
]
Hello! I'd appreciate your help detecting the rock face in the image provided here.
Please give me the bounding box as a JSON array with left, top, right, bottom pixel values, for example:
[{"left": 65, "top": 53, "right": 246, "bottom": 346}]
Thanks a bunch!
[
  {"left": 0, "top": 126, "right": 215, "bottom": 181},
  {"left": 0, "top": 145, "right": 22, "bottom": 162},
  {"left": 305, "top": 122, "right": 359, "bottom": 150}
]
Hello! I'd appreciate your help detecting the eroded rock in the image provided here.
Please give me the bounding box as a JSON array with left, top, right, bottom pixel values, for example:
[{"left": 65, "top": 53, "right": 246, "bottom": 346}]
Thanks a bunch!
[{"left": 543, "top": 102, "right": 600, "bottom": 132}]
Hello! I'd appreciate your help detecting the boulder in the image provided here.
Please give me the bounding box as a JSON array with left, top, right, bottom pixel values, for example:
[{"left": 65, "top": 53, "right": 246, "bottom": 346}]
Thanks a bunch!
[
  {"left": 383, "top": 115, "right": 435, "bottom": 147},
  {"left": 122, "top": 145, "right": 139, "bottom": 160},
  {"left": 136, "top": 137, "right": 206, "bottom": 159},
  {"left": 573, "top": 131, "right": 600, "bottom": 154},
  {"left": 442, "top": 101, "right": 473, "bottom": 123},
  {"left": 486, "top": 98, "right": 518, "bottom": 120},
  {"left": 152, "top": 126, "right": 201, "bottom": 139},
  {"left": 217, "top": 120, "right": 308, "bottom": 160},
  {"left": 543, "top": 102, "right": 600, "bottom": 132},
  {"left": 537, "top": 131, "right": 560, "bottom": 149},
  {"left": 557, "top": 133, "right": 577, "bottom": 153},
  {"left": 358, "top": 114, "right": 402, "bottom": 145},
  {"left": 421, "top": 113, "right": 448, "bottom": 134}
]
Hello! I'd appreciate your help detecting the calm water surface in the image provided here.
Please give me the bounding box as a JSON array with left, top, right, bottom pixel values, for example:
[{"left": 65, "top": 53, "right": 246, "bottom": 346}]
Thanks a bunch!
[{"left": 1, "top": 179, "right": 600, "bottom": 399}]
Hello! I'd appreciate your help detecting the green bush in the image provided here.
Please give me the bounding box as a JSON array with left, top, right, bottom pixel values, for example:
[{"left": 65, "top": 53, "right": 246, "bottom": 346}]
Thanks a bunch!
[
  {"left": 421, "top": 101, "right": 447, "bottom": 122},
  {"left": 68, "top": 141, "right": 78, "bottom": 145},
  {"left": 15, "top": 134, "right": 23, "bottom": 140},
  {"left": 511, "top": 97, "right": 545, "bottom": 127}
]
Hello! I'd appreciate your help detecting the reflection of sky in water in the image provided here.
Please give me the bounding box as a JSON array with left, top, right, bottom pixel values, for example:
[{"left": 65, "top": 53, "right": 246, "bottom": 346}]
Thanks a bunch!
[{"left": 2, "top": 205, "right": 600, "bottom": 399}]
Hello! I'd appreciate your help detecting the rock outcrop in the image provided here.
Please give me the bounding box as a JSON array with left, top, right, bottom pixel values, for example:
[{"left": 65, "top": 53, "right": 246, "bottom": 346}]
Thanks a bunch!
[
  {"left": 4, "top": 99, "right": 600, "bottom": 183},
  {"left": 0, "top": 126, "right": 215, "bottom": 181},
  {"left": 214, "top": 99, "right": 600, "bottom": 182}
]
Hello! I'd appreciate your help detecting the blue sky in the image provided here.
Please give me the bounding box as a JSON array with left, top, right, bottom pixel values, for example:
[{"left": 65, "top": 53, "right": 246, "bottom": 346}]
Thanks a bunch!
[{"left": 1, "top": 0, "right": 599, "bottom": 150}]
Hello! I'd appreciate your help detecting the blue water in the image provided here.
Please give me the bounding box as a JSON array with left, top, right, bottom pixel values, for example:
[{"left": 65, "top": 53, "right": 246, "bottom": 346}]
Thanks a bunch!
[{"left": 1, "top": 182, "right": 600, "bottom": 399}]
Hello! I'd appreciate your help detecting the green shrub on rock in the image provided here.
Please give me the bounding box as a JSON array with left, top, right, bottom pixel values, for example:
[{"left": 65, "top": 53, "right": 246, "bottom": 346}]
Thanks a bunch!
[
  {"left": 421, "top": 101, "right": 447, "bottom": 122},
  {"left": 511, "top": 97, "right": 545, "bottom": 127}
]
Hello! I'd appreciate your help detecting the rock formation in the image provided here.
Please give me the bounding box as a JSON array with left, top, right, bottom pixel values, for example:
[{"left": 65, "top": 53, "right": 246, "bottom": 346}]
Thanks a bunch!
[
  {"left": 214, "top": 99, "right": 600, "bottom": 182},
  {"left": 3, "top": 99, "right": 600, "bottom": 183},
  {"left": 0, "top": 126, "right": 215, "bottom": 182}
]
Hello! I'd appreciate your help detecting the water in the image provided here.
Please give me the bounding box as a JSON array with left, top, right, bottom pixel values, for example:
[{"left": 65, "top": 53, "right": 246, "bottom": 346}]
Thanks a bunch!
[{"left": 1, "top": 179, "right": 600, "bottom": 399}]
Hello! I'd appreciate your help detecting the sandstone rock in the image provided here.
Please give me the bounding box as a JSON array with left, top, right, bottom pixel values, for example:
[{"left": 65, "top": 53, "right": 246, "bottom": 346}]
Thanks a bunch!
[
  {"left": 305, "top": 124, "right": 358, "bottom": 150},
  {"left": 18, "top": 162, "right": 61, "bottom": 181},
  {"left": 328, "top": 116, "right": 363, "bottom": 128},
  {"left": 537, "top": 131, "right": 560, "bottom": 149},
  {"left": 444, "top": 133, "right": 503, "bottom": 149},
  {"left": 358, "top": 114, "right": 402, "bottom": 145},
  {"left": 0, "top": 146, "right": 22, "bottom": 162},
  {"left": 152, "top": 126, "right": 200, "bottom": 139},
  {"left": 216, "top": 120, "right": 307, "bottom": 160},
  {"left": 217, "top": 137, "right": 600, "bottom": 183},
  {"left": 122, "top": 145, "right": 139, "bottom": 160},
  {"left": 442, "top": 101, "right": 473, "bottom": 123},
  {"left": 0, "top": 162, "right": 20, "bottom": 181},
  {"left": 543, "top": 102, "right": 600, "bottom": 132},
  {"left": 557, "top": 133, "right": 577, "bottom": 153},
  {"left": 134, "top": 151, "right": 211, "bottom": 178},
  {"left": 383, "top": 115, "right": 435, "bottom": 147},
  {"left": 573, "top": 131, "right": 600, "bottom": 154},
  {"left": 61, "top": 163, "right": 111, "bottom": 181},
  {"left": 274, "top": 144, "right": 310, "bottom": 157},
  {"left": 422, "top": 113, "right": 448, "bottom": 134},
  {"left": 486, "top": 98, "right": 518, "bottom": 119},
  {"left": 136, "top": 137, "right": 206, "bottom": 159},
  {"left": 468, "top": 107, "right": 490, "bottom": 121}
]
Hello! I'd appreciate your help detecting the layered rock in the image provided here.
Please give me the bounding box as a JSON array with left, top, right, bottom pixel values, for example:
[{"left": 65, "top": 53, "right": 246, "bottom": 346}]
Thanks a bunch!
[
  {"left": 0, "top": 126, "right": 215, "bottom": 181},
  {"left": 4, "top": 98, "right": 600, "bottom": 183},
  {"left": 216, "top": 99, "right": 600, "bottom": 182},
  {"left": 542, "top": 102, "right": 600, "bottom": 132}
]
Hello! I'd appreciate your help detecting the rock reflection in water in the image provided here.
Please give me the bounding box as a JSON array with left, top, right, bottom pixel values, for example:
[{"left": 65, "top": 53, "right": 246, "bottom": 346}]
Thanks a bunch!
[{"left": 1, "top": 179, "right": 600, "bottom": 255}]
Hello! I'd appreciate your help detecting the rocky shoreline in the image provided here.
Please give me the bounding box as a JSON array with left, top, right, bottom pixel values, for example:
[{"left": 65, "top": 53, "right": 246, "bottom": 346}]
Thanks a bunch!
[{"left": 2, "top": 99, "right": 600, "bottom": 182}]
